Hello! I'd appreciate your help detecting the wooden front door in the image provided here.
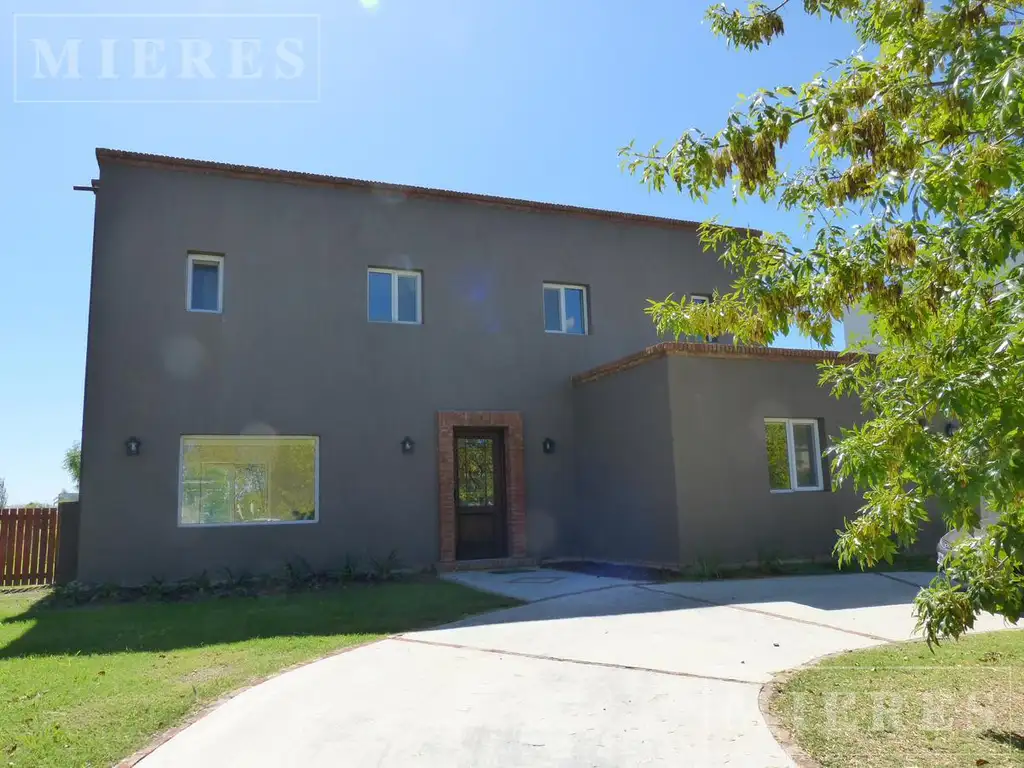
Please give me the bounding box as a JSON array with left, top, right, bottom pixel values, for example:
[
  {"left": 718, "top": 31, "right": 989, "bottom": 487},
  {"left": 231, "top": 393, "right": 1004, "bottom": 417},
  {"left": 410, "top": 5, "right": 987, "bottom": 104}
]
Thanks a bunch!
[{"left": 454, "top": 429, "right": 508, "bottom": 560}]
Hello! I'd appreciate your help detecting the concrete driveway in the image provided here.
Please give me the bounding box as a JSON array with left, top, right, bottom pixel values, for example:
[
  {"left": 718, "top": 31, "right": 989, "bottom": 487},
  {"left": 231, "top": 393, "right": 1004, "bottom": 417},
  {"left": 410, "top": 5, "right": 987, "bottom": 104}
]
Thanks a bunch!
[{"left": 136, "top": 570, "right": 1016, "bottom": 768}]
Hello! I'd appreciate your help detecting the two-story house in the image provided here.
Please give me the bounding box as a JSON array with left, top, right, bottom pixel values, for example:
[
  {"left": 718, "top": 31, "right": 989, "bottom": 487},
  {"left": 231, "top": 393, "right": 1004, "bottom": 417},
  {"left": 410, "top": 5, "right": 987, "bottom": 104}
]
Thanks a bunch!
[{"left": 76, "top": 149, "right": 915, "bottom": 585}]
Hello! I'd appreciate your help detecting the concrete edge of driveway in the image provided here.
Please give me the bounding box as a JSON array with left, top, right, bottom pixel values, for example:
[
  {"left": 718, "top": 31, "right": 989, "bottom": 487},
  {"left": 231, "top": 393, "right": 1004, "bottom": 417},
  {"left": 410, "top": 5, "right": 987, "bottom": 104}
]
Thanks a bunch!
[
  {"left": 117, "top": 636, "right": 396, "bottom": 768},
  {"left": 118, "top": 586, "right": 530, "bottom": 768},
  {"left": 757, "top": 658, "right": 839, "bottom": 768}
]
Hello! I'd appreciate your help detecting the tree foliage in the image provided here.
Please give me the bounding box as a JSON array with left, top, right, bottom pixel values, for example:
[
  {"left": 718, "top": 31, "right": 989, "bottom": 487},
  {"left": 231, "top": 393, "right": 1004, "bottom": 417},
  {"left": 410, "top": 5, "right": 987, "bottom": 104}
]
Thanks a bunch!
[
  {"left": 63, "top": 441, "right": 81, "bottom": 489},
  {"left": 622, "top": 0, "right": 1024, "bottom": 642},
  {"left": 0, "top": 478, "right": 7, "bottom": 510},
  {"left": 764, "top": 422, "right": 793, "bottom": 489}
]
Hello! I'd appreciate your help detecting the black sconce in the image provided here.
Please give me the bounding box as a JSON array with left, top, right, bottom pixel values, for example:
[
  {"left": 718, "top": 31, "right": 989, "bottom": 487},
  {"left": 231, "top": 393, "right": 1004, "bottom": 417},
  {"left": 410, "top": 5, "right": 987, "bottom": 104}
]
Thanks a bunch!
[
  {"left": 944, "top": 421, "right": 958, "bottom": 437},
  {"left": 401, "top": 436, "right": 415, "bottom": 454},
  {"left": 125, "top": 436, "right": 141, "bottom": 457},
  {"left": 542, "top": 438, "right": 556, "bottom": 454}
]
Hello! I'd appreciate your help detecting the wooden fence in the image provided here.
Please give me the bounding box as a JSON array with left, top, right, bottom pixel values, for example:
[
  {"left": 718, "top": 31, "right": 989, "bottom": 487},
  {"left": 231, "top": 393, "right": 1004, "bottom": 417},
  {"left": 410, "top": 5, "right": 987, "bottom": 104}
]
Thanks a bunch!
[{"left": 0, "top": 507, "right": 62, "bottom": 587}]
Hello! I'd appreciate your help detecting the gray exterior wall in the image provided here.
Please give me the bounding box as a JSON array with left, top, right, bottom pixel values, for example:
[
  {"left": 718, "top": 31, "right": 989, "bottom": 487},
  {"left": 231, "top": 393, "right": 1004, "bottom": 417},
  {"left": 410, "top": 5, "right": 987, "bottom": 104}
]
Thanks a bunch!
[
  {"left": 572, "top": 358, "right": 679, "bottom": 564},
  {"left": 79, "top": 158, "right": 733, "bottom": 584},
  {"left": 571, "top": 352, "right": 944, "bottom": 570},
  {"left": 569, "top": 354, "right": 869, "bottom": 569},
  {"left": 667, "top": 354, "right": 862, "bottom": 566}
]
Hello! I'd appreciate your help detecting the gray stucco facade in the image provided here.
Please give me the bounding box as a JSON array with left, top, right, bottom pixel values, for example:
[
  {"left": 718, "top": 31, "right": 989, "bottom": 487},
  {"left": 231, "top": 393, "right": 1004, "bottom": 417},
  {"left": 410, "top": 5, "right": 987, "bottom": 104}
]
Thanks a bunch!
[
  {"left": 79, "top": 149, "right": 885, "bottom": 584},
  {"left": 571, "top": 347, "right": 946, "bottom": 567},
  {"left": 573, "top": 357, "right": 680, "bottom": 564},
  {"left": 668, "top": 352, "right": 856, "bottom": 566},
  {"left": 573, "top": 349, "right": 859, "bottom": 568}
]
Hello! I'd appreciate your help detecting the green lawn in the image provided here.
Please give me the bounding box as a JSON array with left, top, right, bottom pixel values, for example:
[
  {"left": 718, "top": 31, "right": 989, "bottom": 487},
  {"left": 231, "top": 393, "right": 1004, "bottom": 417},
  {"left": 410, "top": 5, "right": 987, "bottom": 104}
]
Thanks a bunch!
[
  {"left": 0, "top": 581, "right": 515, "bottom": 768},
  {"left": 770, "top": 629, "right": 1024, "bottom": 767}
]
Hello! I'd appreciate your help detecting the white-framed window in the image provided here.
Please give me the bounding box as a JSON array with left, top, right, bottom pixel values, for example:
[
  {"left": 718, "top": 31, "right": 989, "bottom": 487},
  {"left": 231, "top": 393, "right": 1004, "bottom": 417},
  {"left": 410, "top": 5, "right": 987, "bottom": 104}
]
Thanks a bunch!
[
  {"left": 178, "top": 436, "right": 319, "bottom": 526},
  {"left": 543, "top": 283, "right": 588, "bottom": 335},
  {"left": 186, "top": 253, "right": 224, "bottom": 313},
  {"left": 368, "top": 268, "right": 422, "bottom": 324},
  {"left": 764, "top": 418, "right": 824, "bottom": 492}
]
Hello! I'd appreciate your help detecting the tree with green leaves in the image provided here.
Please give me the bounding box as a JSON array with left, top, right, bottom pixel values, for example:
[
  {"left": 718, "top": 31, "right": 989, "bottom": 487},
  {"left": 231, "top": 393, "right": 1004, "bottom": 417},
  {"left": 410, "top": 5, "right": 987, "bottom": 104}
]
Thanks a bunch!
[
  {"left": 622, "top": 0, "right": 1024, "bottom": 643},
  {"left": 63, "top": 441, "right": 81, "bottom": 489}
]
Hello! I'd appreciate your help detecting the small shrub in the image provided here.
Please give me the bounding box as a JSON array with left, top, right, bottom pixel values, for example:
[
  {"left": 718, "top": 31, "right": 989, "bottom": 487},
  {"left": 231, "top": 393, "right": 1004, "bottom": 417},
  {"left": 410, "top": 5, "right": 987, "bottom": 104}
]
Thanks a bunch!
[
  {"left": 51, "top": 580, "right": 92, "bottom": 605},
  {"left": 339, "top": 554, "right": 362, "bottom": 582},
  {"left": 220, "top": 568, "right": 258, "bottom": 597},
  {"left": 93, "top": 583, "right": 123, "bottom": 602},
  {"left": 695, "top": 558, "right": 722, "bottom": 580},
  {"left": 370, "top": 550, "right": 401, "bottom": 581},
  {"left": 143, "top": 577, "right": 165, "bottom": 600},
  {"left": 43, "top": 552, "right": 414, "bottom": 608},
  {"left": 284, "top": 558, "right": 314, "bottom": 589},
  {"left": 756, "top": 550, "right": 786, "bottom": 575},
  {"left": 284, "top": 557, "right": 334, "bottom": 590}
]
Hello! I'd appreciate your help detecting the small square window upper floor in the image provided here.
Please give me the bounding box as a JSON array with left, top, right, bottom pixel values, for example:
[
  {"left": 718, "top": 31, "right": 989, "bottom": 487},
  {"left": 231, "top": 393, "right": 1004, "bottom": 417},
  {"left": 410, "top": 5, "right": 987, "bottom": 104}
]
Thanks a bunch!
[
  {"left": 368, "top": 268, "right": 422, "bottom": 324},
  {"left": 543, "top": 283, "right": 588, "bottom": 335}
]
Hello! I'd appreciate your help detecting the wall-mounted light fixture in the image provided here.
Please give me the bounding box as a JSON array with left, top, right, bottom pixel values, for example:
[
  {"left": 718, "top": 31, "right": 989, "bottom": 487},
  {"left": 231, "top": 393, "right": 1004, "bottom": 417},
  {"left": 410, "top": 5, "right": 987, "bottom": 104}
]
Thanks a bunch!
[
  {"left": 542, "top": 438, "right": 556, "bottom": 454},
  {"left": 944, "top": 421, "right": 958, "bottom": 437},
  {"left": 401, "top": 436, "right": 415, "bottom": 454},
  {"left": 125, "top": 436, "right": 141, "bottom": 457}
]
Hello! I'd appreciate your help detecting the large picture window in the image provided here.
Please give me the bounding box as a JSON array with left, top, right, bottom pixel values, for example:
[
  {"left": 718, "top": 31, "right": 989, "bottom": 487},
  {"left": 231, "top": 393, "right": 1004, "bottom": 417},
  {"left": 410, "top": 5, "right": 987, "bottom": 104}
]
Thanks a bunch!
[
  {"left": 764, "top": 419, "right": 824, "bottom": 492},
  {"left": 179, "top": 436, "right": 318, "bottom": 526}
]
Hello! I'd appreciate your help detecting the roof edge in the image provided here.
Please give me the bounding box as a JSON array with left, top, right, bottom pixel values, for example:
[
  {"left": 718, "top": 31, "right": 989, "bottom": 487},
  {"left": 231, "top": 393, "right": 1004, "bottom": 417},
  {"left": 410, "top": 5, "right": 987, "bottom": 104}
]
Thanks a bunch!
[
  {"left": 94, "top": 148, "right": 759, "bottom": 233},
  {"left": 571, "top": 342, "right": 854, "bottom": 385}
]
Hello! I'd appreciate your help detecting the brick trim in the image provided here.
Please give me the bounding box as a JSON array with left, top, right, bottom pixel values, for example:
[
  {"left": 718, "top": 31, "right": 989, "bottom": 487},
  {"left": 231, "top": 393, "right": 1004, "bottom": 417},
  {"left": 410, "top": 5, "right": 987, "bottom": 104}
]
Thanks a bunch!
[
  {"left": 437, "top": 411, "right": 526, "bottom": 563},
  {"left": 571, "top": 342, "right": 858, "bottom": 385},
  {"left": 95, "top": 149, "right": 732, "bottom": 233}
]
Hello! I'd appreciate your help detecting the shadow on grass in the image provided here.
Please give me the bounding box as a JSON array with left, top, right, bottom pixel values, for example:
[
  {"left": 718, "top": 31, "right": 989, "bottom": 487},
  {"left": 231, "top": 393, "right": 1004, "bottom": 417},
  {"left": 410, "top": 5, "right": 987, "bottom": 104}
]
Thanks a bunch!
[
  {"left": 982, "top": 730, "right": 1024, "bottom": 751},
  {"left": 1, "top": 552, "right": 945, "bottom": 661},
  {"left": 0, "top": 580, "right": 516, "bottom": 660}
]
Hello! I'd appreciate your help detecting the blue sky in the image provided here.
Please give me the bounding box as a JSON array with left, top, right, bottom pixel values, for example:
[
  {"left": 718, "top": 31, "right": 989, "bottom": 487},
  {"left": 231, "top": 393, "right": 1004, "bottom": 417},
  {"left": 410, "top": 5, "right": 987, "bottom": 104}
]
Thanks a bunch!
[{"left": 0, "top": 0, "right": 857, "bottom": 504}]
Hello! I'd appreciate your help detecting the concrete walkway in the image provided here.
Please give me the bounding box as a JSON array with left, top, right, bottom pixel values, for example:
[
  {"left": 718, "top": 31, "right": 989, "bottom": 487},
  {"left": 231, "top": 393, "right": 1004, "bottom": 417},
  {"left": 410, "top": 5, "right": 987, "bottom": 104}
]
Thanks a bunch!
[
  {"left": 137, "top": 570, "right": 1017, "bottom": 768},
  {"left": 442, "top": 567, "right": 645, "bottom": 602}
]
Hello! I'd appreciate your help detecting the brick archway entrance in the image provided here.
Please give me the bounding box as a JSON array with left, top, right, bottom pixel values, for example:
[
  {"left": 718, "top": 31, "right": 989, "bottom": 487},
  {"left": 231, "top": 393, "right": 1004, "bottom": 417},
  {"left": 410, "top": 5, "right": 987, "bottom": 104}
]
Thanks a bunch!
[{"left": 437, "top": 411, "right": 526, "bottom": 563}]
